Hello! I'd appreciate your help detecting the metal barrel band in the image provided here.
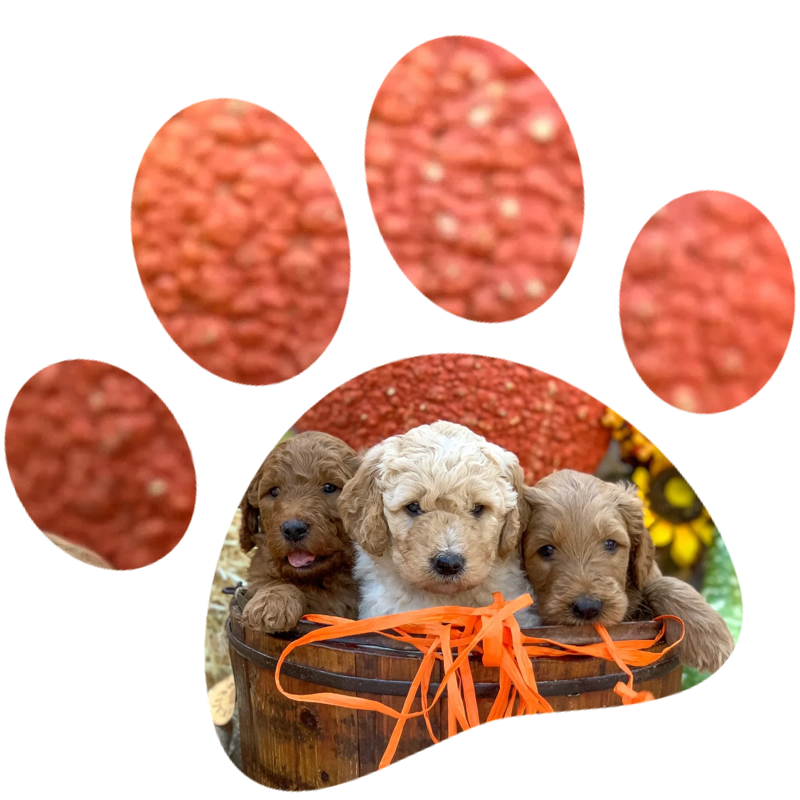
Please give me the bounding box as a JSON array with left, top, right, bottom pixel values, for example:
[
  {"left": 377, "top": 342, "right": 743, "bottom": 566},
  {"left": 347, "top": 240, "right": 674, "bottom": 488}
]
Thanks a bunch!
[{"left": 227, "top": 618, "right": 679, "bottom": 698}]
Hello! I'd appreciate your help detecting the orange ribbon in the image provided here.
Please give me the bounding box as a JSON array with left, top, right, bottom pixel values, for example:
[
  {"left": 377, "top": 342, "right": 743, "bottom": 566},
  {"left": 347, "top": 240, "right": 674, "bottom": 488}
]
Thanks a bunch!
[{"left": 274, "top": 593, "right": 684, "bottom": 768}]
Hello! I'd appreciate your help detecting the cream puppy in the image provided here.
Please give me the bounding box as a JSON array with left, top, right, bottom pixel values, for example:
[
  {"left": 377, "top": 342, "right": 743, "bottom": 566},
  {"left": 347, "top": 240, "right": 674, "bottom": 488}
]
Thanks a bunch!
[{"left": 338, "top": 420, "right": 538, "bottom": 627}]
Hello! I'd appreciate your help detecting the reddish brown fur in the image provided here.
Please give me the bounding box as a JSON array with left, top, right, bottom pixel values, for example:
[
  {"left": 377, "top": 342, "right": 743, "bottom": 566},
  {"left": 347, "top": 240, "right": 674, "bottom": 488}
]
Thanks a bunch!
[
  {"left": 521, "top": 470, "right": 734, "bottom": 673},
  {"left": 239, "top": 432, "right": 361, "bottom": 633}
]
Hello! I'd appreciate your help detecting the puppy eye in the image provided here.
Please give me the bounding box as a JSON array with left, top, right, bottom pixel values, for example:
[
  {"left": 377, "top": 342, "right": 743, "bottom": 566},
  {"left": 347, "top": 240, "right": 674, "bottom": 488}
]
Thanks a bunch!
[
  {"left": 322, "top": 483, "right": 338, "bottom": 494},
  {"left": 471, "top": 504, "right": 485, "bottom": 516},
  {"left": 538, "top": 544, "right": 555, "bottom": 559},
  {"left": 603, "top": 540, "right": 618, "bottom": 553},
  {"left": 406, "top": 502, "right": 422, "bottom": 516},
  {"left": 268, "top": 486, "right": 280, "bottom": 498}
]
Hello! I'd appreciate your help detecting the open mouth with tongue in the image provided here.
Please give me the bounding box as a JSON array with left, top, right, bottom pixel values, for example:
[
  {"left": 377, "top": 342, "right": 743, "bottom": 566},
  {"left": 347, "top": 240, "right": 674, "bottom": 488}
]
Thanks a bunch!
[{"left": 287, "top": 551, "right": 327, "bottom": 570}]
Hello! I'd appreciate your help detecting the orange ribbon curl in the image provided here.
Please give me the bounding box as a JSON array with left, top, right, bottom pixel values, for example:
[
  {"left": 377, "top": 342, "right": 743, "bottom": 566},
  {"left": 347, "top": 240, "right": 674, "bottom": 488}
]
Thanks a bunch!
[{"left": 274, "top": 593, "right": 684, "bottom": 768}]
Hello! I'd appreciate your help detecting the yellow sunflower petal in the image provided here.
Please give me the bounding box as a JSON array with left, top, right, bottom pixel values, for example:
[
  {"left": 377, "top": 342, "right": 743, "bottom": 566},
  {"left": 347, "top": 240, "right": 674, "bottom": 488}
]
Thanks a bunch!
[
  {"left": 632, "top": 466, "right": 651, "bottom": 493},
  {"left": 650, "top": 446, "right": 671, "bottom": 472},
  {"left": 650, "top": 519, "right": 674, "bottom": 547},
  {"left": 671, "top": 524, "right": 701, "bottom": 567},
  {"left": 691, "top": 516, "right": 715, "bottom": 547},
  {"left": 642, "top": 506, "right": 656, "bottom": 529},
  {"left": 602, "top": 410, "right": 625, "bottom": 430}
]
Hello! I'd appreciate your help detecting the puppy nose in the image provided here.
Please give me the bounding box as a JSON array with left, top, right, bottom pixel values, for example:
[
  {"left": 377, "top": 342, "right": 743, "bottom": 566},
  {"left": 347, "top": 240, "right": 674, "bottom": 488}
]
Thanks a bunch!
[
  {"left": 281, "top": 519, "right": 309, "bottom": 542},
  {"left": 431, "top": 552, "right": 464, "bottom": 576},
  {"left": 570, "top": 595, "right": 604, "bottom": 621}
]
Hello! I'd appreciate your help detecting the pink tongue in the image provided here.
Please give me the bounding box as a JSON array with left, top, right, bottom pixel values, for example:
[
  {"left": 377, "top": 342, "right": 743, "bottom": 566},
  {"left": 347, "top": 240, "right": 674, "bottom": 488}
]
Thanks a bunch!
[{"left": 288, "top": 551, "right": 316, "bottom": 568}]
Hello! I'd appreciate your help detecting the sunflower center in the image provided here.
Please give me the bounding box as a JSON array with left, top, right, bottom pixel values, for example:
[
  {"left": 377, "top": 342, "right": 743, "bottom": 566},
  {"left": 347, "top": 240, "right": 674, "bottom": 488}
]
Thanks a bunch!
[
  {"left": 648, "top": 467, "right": 704, "bottom": 524},
  {"left": 664, "top": 476, "right": 695, "bottom": 508}
]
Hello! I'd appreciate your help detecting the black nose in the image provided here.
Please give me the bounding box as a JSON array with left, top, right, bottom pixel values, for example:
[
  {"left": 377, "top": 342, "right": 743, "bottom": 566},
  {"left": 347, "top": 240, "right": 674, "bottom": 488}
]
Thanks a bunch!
[
  {"left": 570, "top": 595, "right": 604, "bottom": 621},
  {"left": 281, "top": 519, "right": 309, "bottom": 543},
  {"left": 431, "top": 552, "right": 465, "bottom": 576}
]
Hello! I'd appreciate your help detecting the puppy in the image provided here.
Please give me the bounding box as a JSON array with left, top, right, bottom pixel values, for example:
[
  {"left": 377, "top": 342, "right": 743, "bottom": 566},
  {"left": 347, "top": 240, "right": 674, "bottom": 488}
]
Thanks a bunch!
[
  {"left": 338, "top": 420, "right": 538, "bottom": 627},
  {"left": 521, "top": 469, "right": 734, "bottom": 673},
  {"left": 239, "top": 431, "right": 361, "bottom": 633}
]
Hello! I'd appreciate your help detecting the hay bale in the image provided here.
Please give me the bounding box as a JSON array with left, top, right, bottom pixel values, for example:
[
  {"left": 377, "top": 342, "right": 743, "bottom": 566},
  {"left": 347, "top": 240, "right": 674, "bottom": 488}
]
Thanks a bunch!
[{"left": 205, "top": 509, "right": 251, "bottom": 688}]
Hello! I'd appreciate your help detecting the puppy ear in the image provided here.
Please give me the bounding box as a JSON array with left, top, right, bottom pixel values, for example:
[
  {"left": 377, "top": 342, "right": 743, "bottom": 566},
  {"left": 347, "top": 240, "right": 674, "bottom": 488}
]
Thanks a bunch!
[
  {"left": 617, "top": 482, "right": 656, "bottom": 589},
  {"left": 326, "top": 435, "right": 362, "bottom": 482},
  {"left": 338, "top": 444, "right": 389, "bottom": 557},
  {"left": 342, "top": 448, "right": 362, "bottom": 483},
  {"left": 520, "top": 485, "right": 547, "bottom": 529},
  {"left": 239, "top": 499, "right": 259, "bottom": 553},
  {"left": 495, "top": 448, "right": 527, "bottom": 560},
  {"left": 238, "top": 466, "right": 263, "bottom": 553}
]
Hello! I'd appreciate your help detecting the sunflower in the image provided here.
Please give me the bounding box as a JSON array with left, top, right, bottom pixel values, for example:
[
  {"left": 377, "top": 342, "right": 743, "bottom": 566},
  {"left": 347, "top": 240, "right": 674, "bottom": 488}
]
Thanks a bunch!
[
  {"left": 601, "top": 409, "right": 671, "bottom": 473},
  {"left": 627, "top": 431, "right": 654, "bottom": 462},
  {"left": 602, "top": 408, "right": 715, "bottom": 568},
  {"left": 631, "top": 466, "right": 715, "bottom": 567},
  {"left": 601, "top": 408, "right": 625, "bottom": 433}
]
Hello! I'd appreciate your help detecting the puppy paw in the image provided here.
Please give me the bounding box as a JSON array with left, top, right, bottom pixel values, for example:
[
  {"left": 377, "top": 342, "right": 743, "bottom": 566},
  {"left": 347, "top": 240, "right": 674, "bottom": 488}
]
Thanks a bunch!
[
  {"left": 679, "top": 613, "right": 735, "bottom": 673},
  {"left": 242, "top": 588, "right": 304, "bottom": 633}
]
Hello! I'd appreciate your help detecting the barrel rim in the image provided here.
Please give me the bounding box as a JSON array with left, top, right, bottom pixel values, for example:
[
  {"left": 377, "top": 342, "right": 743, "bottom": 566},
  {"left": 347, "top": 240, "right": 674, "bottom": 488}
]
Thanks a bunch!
[
  {"left": 228, "top": 590, "right": 674, "bottom": 655},
  {"left": 227, "top": 618, "right": 681, "bottom": 698}
]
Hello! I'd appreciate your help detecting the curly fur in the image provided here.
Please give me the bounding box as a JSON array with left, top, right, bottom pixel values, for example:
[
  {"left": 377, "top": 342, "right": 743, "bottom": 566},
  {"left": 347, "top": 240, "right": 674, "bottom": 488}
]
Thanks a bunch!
[
  {"left": 637, "top": 575, "right": 734, "bottom": 672},
  {"left": 339, "top": 421, "right": 538, "bottom": 626},
  {"left": 521, "top": 469, "right": 734, "bottom": 672},
  {"left": 239, "top": 432, "right": 361, "bottom": 633}
]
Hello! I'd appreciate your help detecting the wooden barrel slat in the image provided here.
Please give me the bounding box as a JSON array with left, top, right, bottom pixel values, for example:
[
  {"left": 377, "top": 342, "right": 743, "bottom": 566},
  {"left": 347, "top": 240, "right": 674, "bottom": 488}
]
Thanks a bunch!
[{"left": 228, "top": 599, "right": 682, "bottom": 790}]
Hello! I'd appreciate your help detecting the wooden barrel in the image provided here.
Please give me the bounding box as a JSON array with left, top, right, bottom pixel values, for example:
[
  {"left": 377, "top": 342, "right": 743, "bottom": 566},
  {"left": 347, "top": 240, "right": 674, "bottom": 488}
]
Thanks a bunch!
[{"left": 227, "top": 592, "right": 682, "bottom": 790}]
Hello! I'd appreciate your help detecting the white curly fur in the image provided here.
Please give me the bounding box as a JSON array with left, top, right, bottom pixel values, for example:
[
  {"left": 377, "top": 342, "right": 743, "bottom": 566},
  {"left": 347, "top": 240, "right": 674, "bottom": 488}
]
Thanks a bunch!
[
  {"left": 354, "top": 546, "right": 538, "bottom": 624},
  {"left": 340, "top": 421, "right": 539, "bottom": 627}
]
